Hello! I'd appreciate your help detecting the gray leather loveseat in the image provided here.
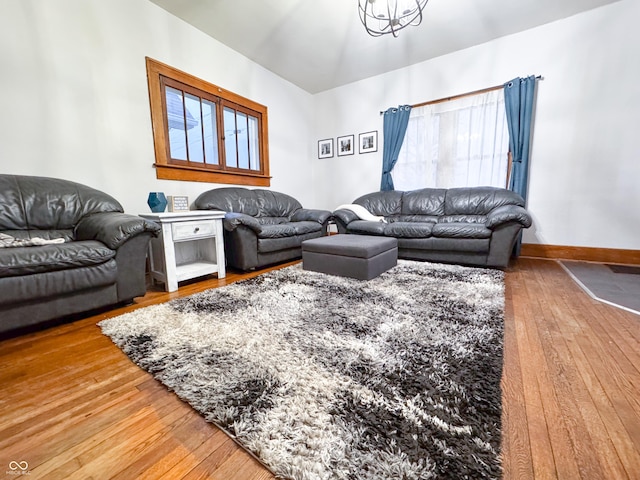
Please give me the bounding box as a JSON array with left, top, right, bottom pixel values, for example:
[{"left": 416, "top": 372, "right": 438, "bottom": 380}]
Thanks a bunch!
[
  {"left": 0, "top": 174, "right": 160, "bottom": 335},
  {"left": 333, "top": 187, "right": 532, "bottom": 268},
  {"left": 194, "top": 187, "right": 331, "bottom": 271}
]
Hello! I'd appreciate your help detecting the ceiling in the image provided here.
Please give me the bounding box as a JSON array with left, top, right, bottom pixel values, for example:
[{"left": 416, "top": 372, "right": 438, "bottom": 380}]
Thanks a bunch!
[{"left": 148, "top": 0, "right": 620, "bottom": 94}]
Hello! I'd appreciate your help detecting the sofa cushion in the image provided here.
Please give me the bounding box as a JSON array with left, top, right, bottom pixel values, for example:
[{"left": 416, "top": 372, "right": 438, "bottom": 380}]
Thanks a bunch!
[
  {"left": 258, "top": 231, "right": 323, "bottom": 253},
  {"left": 0, "top": 175, "right": 122, "bottom": 231},
  {"left": 347, "top": 220, "right": 386, "bottom": 236},
  {"left": 389, "top": 215, "right": 439, "bottom": 223},
  {"left": 194, "top": 187, "right": 303, "bottom": 219},
  {"left": 257, "top": 216, "right": 290, "bottom": 225},
  {"left": 1, "top": 229, "right": 74, "bottom": 242},
  {"left": 432, "top": 222, "right": 492, "bottom": 239},
  {"left": 438, "top": 215, "right": 488, "bottom": 224},
  {"left": 257, "top": 221, "right": 323, "bottom": 239},
  {"left": 397, "top": 237, "right": 490, "bottom": 253},
  {"left": 401, "top": 188, "right": 446, "bottom": 216},
  {"left": 383, "top": 222, "right": 434, "bottom": 238},
  {"left": 257, "top": 224, "right": 297, "bottom": 239},
  {"left": 194, "top": 187, "right": 260, "bottom": 216},
  {"left": 293, "top": 221, "right": 325, "bottom": 236},
  {"left": 290, "top": 209, "right": 332, "bottom": 224},
  {"left": 354, "top": 190, "right": 403, "bottom": 216},
  {"left": 254, "top": 190, "right": 302, "bottom": 218},
  {"left": 444, "top": 187, "right": 525, "bottom": 215},
  {"left": 0, "top": 260, "right": 117, "bottom": 306},
  {"left": 0, "top": 241, "right": 115, "bottom": 277}
]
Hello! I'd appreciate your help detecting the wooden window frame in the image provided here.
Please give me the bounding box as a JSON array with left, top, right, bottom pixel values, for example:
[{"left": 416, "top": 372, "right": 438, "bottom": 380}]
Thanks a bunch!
[{"left": 146, "top": 57, "right": 270, "bottom": 186}]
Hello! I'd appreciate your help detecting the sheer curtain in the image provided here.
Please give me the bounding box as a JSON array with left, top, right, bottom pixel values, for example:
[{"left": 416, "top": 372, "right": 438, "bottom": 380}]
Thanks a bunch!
[{"left": 392, "top": 89, "right": 509, "bottom": 191}]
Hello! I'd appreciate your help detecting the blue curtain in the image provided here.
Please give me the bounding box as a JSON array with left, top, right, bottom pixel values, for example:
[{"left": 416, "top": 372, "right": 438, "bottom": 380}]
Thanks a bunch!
[
  {"left": 504, "top": 76, "right": 537, "bottom": 201},
  {"left": 504, "top": 75, "right": 537, "bottom": 255},
  {"left": 380, "top": 105, "right": 412, "bottom": 191}
]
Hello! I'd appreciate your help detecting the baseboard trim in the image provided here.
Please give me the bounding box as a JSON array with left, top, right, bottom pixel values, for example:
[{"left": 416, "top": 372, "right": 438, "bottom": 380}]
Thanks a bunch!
[{"left": 521, "top": 244, "right": 640, "bottom": 265}]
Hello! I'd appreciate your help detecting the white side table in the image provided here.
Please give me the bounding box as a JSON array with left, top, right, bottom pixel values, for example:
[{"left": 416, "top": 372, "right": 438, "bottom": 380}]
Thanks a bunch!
[{"left": 140, "top": 211, "right": 226, "bottom": 292}]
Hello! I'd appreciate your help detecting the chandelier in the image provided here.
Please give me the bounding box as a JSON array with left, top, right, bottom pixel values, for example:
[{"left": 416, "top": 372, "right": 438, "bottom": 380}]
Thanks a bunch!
[{"left": 358, "top": 0, "right": 429, "bottom": 37}]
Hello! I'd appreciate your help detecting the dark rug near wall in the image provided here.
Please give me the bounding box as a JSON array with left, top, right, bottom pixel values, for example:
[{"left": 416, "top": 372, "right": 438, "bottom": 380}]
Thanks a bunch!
[{"left": 99, "top": 261, "right": 505, "bottom": 480}]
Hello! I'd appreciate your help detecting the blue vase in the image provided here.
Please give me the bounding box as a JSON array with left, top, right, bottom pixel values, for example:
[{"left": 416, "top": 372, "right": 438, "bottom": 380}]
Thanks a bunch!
[{"left": 147, "top": 192, "right": 168, "bottom": 213}]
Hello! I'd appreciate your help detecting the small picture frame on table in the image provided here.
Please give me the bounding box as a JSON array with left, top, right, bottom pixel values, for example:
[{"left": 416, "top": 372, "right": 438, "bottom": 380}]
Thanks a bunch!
[
  {"left": 337, "top": 134, "right": 355, "bottom": 156},
  {"left": 359, "top": 131, "right": 378, "bottom": 154},
  {"left": 167, "top": 195, "right": 190, "bottom": 212},
  {"left": 318, "top": 138, "right": 334, "bottom": 159}
]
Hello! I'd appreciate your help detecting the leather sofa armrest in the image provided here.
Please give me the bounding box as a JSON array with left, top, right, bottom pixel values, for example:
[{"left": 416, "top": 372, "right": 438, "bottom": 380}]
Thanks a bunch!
[
  {"left": 486, "top": 205, "right": 532, "bottom": 230},
  {"left": 332, "top": 208, "right": 359, "bottom": 226},
  {"left": 290, "top": 208, "right": 332, "bottom": 224},
  {"left": 74, "top": 213, "right": 161, "bottom": 249},
  {"left": 224, "top": 212, "right": 263, "bottom": 233}
]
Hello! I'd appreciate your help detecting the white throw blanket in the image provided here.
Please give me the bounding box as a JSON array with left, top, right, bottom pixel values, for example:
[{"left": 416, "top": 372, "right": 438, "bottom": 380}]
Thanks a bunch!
[
  {"left": 0, "top": 232, "right": 65, "bottom": 248},
  {"left": 336, "top": 204, "right": 387, "bottom": 223}
]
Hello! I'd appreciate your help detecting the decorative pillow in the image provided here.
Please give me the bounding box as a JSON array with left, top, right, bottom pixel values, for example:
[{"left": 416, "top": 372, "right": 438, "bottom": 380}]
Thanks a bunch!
[{"left": 336, "top": 204, "right": 387, "bottom": 223}]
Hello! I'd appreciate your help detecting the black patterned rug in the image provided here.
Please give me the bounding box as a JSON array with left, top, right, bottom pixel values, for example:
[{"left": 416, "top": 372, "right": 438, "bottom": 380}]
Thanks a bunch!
[{"left": 99, "top": 260, "right": 505, "bottom": 479}]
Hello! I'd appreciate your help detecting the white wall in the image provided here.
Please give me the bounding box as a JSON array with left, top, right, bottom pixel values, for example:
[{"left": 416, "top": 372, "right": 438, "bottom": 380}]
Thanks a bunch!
[
  {"left": 1, "top": 0, "right": 638, "bottom": 251},
  {"left": 313, "top": 0, "right": 640, "bottom": 250},
  {"left": 0, "top": 0, "right": 316, "bottom": 213}
]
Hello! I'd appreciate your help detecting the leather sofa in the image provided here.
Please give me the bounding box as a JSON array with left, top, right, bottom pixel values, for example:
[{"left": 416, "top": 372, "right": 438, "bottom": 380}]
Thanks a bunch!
[
  {"left": 333, "top": 186, "right": 532, "bottom": 268},
  {"left": 194, "top": 187, "right": 331, "bottom": 271},
  {"left": 0, "top": 174, "right": 160, "bottom": 335}
]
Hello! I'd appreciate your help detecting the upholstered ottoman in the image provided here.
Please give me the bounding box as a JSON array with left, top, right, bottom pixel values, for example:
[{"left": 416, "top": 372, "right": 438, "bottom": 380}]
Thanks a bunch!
[{"left": 302, "top": 235, "right": 398, "bottom": 280}]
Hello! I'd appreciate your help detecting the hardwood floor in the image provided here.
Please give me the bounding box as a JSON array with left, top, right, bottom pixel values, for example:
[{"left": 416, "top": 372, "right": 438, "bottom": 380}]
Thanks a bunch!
[{"left": 1, "top": 258, "right": 638, "bottom": 479}]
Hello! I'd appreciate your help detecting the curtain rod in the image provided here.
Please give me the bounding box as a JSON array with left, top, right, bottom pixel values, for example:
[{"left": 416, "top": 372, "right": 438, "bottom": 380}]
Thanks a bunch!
[{"left": 380, "top": 75, "right": 543, "bottom": 114}]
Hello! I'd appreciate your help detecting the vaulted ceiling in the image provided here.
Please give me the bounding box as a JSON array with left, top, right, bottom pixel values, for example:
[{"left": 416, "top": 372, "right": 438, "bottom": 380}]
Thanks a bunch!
[{"left": 148, "top": 0, "right": 621, "bottom": 94}]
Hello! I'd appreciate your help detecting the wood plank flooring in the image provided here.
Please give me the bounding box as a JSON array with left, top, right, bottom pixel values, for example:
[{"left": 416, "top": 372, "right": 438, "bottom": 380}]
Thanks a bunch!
[{"left": 1, "top": 257, "right": 638, "bottom": 479}]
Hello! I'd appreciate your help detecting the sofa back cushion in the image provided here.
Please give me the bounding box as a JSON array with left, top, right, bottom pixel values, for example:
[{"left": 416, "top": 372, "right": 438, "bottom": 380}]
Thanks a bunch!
[
  {"left": 254, "top": 190, "right": 302, "bottom": 218},
  {"left": 444, "top": 187, "right": 525, "bottom": 215},
  {"left": 0, "top": 175, "right": 123, "bottom": 232},
  {"left": 194, "top": 187, "right": 302, "bottom": 219},
  {"left": 401, "top": 188, "right": 446, "bottom": 216},
  {"left": 354, "top": 190, "right": 403, "bottom": 216}
]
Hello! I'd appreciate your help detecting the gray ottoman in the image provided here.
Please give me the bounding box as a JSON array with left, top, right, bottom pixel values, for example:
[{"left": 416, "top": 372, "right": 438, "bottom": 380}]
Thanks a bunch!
[{"left": 302, "top": 235, "right": 398, "bottom": 280}]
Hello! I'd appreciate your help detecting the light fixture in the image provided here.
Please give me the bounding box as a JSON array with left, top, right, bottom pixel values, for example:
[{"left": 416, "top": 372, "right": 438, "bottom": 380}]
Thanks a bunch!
[{"left": 358, "top": 0, "right": 429, "bottom": 37}]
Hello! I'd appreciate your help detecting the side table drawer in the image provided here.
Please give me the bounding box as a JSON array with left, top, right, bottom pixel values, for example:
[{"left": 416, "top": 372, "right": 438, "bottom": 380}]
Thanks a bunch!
[{"left": 172, "top": 220, "right": 215, "bottom": 241}]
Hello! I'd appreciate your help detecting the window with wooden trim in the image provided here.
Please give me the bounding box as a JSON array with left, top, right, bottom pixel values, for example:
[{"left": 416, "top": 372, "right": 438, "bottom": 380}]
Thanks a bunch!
[{"left": 146, "top": 57, "right": 270, "bottom": 186}]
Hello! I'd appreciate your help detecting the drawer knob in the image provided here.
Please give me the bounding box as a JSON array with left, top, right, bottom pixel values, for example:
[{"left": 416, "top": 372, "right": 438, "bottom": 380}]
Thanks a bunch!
[{"left": 194, "top": 227, "right": 200, "bottom": 233}]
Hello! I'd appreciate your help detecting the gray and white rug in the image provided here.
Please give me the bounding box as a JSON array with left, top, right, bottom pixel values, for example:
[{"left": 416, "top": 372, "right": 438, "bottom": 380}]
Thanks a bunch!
[{"left": 100, "top": 260, "right": 505, "bottom": 479}]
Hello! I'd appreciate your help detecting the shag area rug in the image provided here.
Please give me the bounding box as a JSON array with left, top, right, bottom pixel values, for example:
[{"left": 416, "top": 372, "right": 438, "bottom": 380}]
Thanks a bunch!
[{"left": 100, "top": 260, "right": 505, "bottom": 479}]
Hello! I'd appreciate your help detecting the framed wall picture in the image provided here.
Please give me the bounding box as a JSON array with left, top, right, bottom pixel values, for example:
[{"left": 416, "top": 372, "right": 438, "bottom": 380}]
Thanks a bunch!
[
  {"left": 359, "top": 131, "right": 378, "bottom": 154},
  {"left": 318, "top": 138, "right": 334, "bottom": 158},
  {"left": 337, "top": 134, "right": 355, "bottom": 156}
]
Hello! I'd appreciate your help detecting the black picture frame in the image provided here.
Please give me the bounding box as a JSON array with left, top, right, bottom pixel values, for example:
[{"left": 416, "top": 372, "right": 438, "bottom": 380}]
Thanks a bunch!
[
  {"left": 337, "top": 134, "right": 355, "bottom": 156},
  {"left": 318, "top": 138, "right": 334, "bottom": 158},
  {"left": 359, "top": 131, "right": 378, "bottom": 154}
]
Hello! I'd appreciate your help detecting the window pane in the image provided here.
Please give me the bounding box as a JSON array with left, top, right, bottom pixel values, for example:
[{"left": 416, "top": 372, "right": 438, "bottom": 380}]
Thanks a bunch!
[
  {"left": 236, "top": 112, "right": 249, "bottom": 169},
  {"left": 184, "top": 93, "right": 203, "bottom": 163},
  {"left": 166, "top": 87, "right": 187, "bottom": 160},
  {"left": 202, "top": 99, "right": 218, "bottom": 165},
  {"left": 223, "top": 107, "right": 237, "bottom": 168},
  {"left": 248, "top": 115, "right": 260, "bottom": 171}
]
